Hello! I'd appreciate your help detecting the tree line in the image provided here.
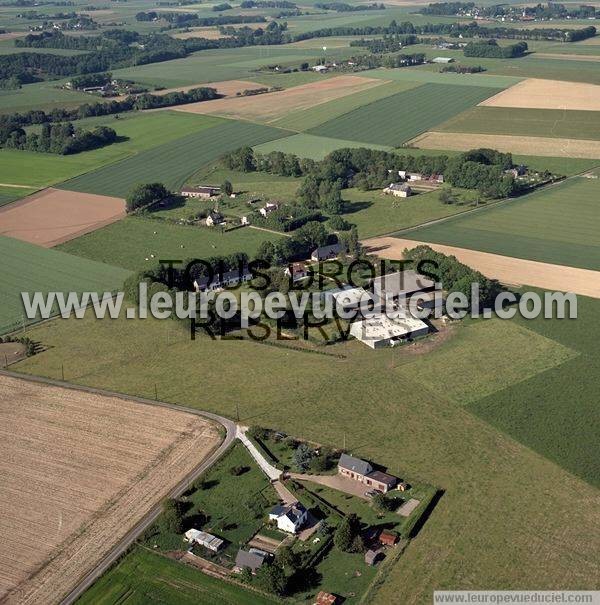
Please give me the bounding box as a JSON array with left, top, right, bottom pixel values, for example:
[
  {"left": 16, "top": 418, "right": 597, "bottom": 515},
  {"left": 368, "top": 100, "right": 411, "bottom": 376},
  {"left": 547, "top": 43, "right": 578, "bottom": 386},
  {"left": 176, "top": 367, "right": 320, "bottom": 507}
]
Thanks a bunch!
[{"left": 464, "top": 40, "right": 528, "bottom": 58}]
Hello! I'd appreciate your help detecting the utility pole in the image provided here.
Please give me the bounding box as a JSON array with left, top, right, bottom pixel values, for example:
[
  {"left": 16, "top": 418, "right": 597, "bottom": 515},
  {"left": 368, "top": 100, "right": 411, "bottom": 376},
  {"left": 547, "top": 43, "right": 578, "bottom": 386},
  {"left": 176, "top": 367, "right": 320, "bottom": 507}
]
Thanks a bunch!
[
  {"left": 235, "top": 402, "right": 240, "bottom": 422},
  {"left": 61, "top": 364, "right": 65, "bottom": 382},
  {"left": 154, "top": 383, "right": 158, "bottom": 400}
]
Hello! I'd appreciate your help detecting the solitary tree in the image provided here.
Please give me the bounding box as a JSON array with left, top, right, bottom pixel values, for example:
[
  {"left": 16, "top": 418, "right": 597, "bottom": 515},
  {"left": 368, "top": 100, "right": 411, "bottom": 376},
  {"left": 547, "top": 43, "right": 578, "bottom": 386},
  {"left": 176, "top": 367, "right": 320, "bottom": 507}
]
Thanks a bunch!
[{"left": 221, "top": 180, "right": 233, "bottom": 196}]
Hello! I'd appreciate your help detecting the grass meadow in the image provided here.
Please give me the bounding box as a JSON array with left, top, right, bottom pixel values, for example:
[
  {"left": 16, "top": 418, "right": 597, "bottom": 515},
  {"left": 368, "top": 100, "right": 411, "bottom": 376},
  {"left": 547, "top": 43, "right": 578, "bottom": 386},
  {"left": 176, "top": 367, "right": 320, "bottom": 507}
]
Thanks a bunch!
[
  {"left": 15, "top": 303, "right": 600, "bottom": 602},
  {"left": 60, "top": 120, "right": 291, "bottom": 198},
  {"left": 76, "top": 547, "right": 279, "bottom": 605},
  {"left": 0, "top": 80, "right": 90, "bottom": 114},
  {"left": 400, "top": 173, "right": 600, "bottom": 270},
  {"left": 438, "top": 107, "right": 600, "bottom": 141},
  {"left": 57, "top": 216, "right": 280, "bottom": 271},
  {"left": 0, "top": 236, "right": 130, "bottom": 334},
  {"left": 308, "top": 83, "right": 500, "bottom": 146}
]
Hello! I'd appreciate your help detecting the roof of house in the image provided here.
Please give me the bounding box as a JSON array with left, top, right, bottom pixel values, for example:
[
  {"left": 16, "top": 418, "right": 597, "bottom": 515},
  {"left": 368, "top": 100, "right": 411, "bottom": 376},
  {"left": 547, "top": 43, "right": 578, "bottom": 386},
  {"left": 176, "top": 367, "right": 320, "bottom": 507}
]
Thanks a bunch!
[
  {"left": 365, "top": 549, "right": 382, "bottom": 564},
  {"left": 379, "top": 530, "right": 398, "bottom": 544},
  {"left": 207, "top": 210, "right": 224, "bottom": 220},
  {"left": 311, "top": 242, "right": 345, "bottom": 259},
  {"left": 386, "top": 182, "right": 411, "bottom": 192},
  {"left": 185, "top": 529, "right": 223, "bottom": 549},
  {"left": 182, "top": 185, "right": 220, "bottom": 194},
  {"left": 324, "top": 286, "right": 375, "bottom": 309},
  {"left": 269, "top": 504, "right": 288, "bottom": 517},
  {"left": 283, "top": 502, "right": 307, "bottom": 525},
  {"left": 367, "top": 470, "right": 397, "bottom": 486},
  {"left": 371, "top": 270, "right": 436, "bottom": 297},
  {"left": 194, "top": 268, "right": 252, "bottom": 289},
  {"left": 350, "top": 312, "right": 429, "bottom": 342},
  {"left": 317, "top": 591, "right": 338, "bottom": 605},
  {"left": 338, "top": 453, "right": 372, "bottom": 475},
  {"left": 235, "top": 549, "right": 266, "bottom": 571}
]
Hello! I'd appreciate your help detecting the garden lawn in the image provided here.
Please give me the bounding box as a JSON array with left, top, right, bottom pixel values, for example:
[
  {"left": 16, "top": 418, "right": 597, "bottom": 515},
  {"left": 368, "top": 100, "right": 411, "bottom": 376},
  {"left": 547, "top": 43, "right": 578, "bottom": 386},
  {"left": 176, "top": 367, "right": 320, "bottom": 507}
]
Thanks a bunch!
[
  {"left": 57, "top": 216, "right": 281, "bottom": 272},
  {"left": 59, "top": 120, "right": 291, "bottom": 198},
  {"left": 308, "top": 83, "right": 501, "bottom": 146},
  {"left": 400, "top": 173, "right": 600, "bottom": 270},
  {"left": 0, "top": 235, "right": 130, "bottom": 334},
  {"left": 76, "top": 547, "right": 279, "bottom": 605}
]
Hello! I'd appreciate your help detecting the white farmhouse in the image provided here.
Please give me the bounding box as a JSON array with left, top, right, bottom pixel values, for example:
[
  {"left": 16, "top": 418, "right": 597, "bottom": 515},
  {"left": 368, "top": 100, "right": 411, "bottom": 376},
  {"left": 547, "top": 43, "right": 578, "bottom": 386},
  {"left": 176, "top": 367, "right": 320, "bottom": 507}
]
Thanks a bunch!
[{"left": 268, "top": 502, "right": 308, "bottom": 534}]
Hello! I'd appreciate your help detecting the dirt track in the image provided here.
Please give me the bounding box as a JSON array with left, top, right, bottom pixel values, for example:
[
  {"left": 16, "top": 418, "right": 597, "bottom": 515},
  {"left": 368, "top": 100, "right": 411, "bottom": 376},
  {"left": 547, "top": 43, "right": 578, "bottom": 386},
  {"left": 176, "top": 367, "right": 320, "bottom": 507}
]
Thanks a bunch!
[
  {"left": 0, "top": 188, "right": 125, "bottom": 247},
  {"left": 0, "top": 375, "right": 221, "bottom": 605},
  {"left": 410, "top": 131, "right": 600, "bottom": 159},
  {"left": 363, "top": 236, "right": 600, "bottom": 299},
  {"left": 479, "top": 78, "right": 600, "bottom": 111},
  {"left": 175, "top": 75, "right": 385, "bottom": 123}
]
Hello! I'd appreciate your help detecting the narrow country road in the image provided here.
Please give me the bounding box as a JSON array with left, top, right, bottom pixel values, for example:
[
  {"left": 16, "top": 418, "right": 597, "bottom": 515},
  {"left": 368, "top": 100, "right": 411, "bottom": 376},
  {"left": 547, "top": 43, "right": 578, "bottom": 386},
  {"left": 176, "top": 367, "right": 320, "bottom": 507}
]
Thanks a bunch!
[
  {"left": 0, "top": 369, "right": 237, "bottom": 605},
  {"left": 236, "top": 425, "right": 282, "bottom": 481}
]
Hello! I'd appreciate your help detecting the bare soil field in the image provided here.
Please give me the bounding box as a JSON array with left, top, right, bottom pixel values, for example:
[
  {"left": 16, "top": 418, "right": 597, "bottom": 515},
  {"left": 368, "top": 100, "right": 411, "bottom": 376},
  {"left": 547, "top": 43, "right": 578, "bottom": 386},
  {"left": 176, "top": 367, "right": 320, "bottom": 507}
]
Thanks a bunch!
[
  {"left": 0, "top": 374, "right": 221, "bottom": 605},
  {"left": 175, "top": 75, "right": 386, "bottom": 123},
  {"left": 410, "top": 131, "right": 600, "bottom": 159},
  {"left": 363, "top": 236, "right": 600, "bottom": 298},
  {"left": 479, "top": 78, "right": 600, "bottom": 111},
  {"left": 0, "top": 188, "right": 125, "bottom": 248},
  {"left": 153, "top": 79, "right": 265, "bottom": 97}
]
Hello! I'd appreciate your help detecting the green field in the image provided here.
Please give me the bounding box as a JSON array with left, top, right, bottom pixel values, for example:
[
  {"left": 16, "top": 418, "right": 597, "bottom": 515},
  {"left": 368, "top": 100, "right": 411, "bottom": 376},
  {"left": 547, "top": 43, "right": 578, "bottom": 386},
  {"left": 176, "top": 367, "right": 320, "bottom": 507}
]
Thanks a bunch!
[
  {"left": 254, "top": 133, "right": 393, "bottom": 160},
  {"left": 0, "top": 112, "right": 223, "bottom": 188},
  {"left": 0, "top": 186, "right": 36, "bottom": 207},
  {"left": 59, "top": 120, "right": 291, "bottom": 198},
  {"left": 272, "top": 80, "right": 422, "bottom": 132},
  {"left": 400, "top": 173, "right": 600, "bottom": 270},
  {"left": 309, "top": 83, "right": 501, "bottom": 146},
  {"left": 58, "top": 216, "right": 280, "bottom": 271},
  {"left": 0, "top": 80, "right": 91, "bottom": 114},
  {"left": 76, "top": 547, "right": 279, "bottom": 605},
  {"left": 438, "top": 106, "right": 600, "bottom": 141},
  {"left": 0, "top": 235, "right": 130, "bottom": 334}
]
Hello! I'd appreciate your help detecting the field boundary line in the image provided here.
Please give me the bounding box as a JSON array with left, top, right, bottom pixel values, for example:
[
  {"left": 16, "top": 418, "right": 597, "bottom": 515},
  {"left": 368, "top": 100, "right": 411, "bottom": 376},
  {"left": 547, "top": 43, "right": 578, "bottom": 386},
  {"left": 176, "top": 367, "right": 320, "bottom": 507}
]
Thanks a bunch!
[{"left": 0, "top": 369, "right": 236, "bottom": 605}]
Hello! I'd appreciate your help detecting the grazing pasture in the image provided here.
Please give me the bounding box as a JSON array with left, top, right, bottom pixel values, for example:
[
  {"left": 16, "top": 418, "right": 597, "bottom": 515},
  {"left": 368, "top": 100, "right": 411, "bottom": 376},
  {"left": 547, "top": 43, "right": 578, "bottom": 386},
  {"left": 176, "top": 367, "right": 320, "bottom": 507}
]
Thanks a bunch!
[
  {"left": 0, "top": 374, "right": 220, "bottom": 604},
  {"left": 57, "top": 216, "right": 280, "bottom": 271},
  {"left": 0, "top": 188, "right": 125, "bottom": 248},
  {"left": 398, "top": 174, "right": 600, "bottom": 270},
  {"left": 437, "top": 106, "right": 600, "bottom": 141},
  {"left": 174, "top": 75, "right": 385, "bottom": 123},
  {"left": 59, "top": 120, "right": 291, "bottom": 197},
  {"left": 0, "top": 236, "right": 130, "bottom": 334},
  {"left": 411, "top": 131, "right": 600, "bottom": 159},
  {"left": 309, "top": 83, "right": 500, "bottom": 146},
  {"left": 479, "top": 78, "right": 600, "bottom": 111}
]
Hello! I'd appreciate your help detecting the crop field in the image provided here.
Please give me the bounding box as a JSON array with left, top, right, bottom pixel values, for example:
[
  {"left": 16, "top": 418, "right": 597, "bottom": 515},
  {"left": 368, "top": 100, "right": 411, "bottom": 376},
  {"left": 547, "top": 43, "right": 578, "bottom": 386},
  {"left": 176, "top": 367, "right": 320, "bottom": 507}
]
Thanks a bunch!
[
  {"left": 254, "top": 133, "right": 393, "bottom": 159},
  {"left": 0, "top": 374, "right": 220, "bottom": 604},
  {"left": 437, "top": 106, "right": 600, "bottom": 141},
  {"left": 14, "top": 303, "right": 600, "bottom": 601},
  {"left": 57, "top": 216, "right": 280, "bottom": 271},
  {"left": 0, "top": 188, "right": 126, "bottom": 248},
  {"left": 0, "top": 236, "right": 130, "bottom": 334},
  {"left": 412, "top": 131, "right": 600, "bottom": 159},
  {"left": 0, "top": 112, "right": 222, "bottom": 189},
  {"left": 0, "top": 186, "right": 36, "bottom": 208},
  {"left": 174, "top": 75, "right": 385, "bottom": 123},
  {"left": 272, "top": 80, "right": 421, "bottom": 131},
  {"left": 78, "top": 547, "right": 279, "bottom": 605},
  {"left": 479, "top": 78, "right": 600, "bottom": 112},
  {"left": 398, "top": 174, "right": 600, "bottom": 270},
  {"left": 366, "top": 67, "right": 521, "bottom": 88},
  {"left": 59, "top": 120, "right": 291, "bottom": 198},
  {"left": 308, "top": 83, "right": 501, "bottom": 146}
]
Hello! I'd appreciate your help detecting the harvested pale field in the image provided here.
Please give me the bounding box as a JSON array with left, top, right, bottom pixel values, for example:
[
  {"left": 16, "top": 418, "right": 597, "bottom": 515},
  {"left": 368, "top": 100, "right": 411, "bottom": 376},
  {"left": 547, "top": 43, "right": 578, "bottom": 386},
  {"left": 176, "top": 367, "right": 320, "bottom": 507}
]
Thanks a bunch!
[
  {"left": 0, "top": 188, "right": 125, "bottom": 247},
  {"left": 153, "top": 79, "right": 264, "bottom": 97},
  {"left": 175, "top": 75, "right": 386, "bottom": 123},
  {"left": 0, "top": 32, "right": 27, "bottom": 41},
  {"left": 363, "top": 236, "right": 600, "bottom": 298},
  {"left": 0, "top": 374, "right": 221, "bottom": 605},
  {"left": 410, "top": 131, "right": 600, "bottom": 159},
  {"left": 479, "top": 78, "right": 600, "bottom": 111},
  {"left": 171, "top": 27, "right": 228, "bottom": 40}
]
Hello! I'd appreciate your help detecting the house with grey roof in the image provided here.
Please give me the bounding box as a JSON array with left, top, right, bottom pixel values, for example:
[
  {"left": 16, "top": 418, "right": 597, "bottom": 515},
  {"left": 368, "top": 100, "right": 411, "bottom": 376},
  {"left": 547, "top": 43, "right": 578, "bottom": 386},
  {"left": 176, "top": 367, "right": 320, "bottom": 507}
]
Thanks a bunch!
[
  {"left": 268, "top": 501, "right": 308, "bottom": 534},
  {"left": 311, "top": 242, "right": 346, "bottom": 262},
  {"left": 338, "top": 453, "right": 397, "bottom": 493},
  {"left": 383, "top": 182, "right": 412, "bottom": 197},
  {"left": 371, "top": 270, "right": 437, "bottom": 306},
  {"left": 234, "top": 549, "right": 266, "bottom": 573}
]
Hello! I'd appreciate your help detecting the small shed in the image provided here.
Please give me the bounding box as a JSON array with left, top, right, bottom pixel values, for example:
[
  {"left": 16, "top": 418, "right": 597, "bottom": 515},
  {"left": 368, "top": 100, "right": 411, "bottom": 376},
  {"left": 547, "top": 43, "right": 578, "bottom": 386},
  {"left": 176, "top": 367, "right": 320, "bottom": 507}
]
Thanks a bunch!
[
  {"left": 365, "top": 549, "right": 384, "bottom": 566},
  {"left": 316, "top": 591, "right": 339, "bottom": 605}
]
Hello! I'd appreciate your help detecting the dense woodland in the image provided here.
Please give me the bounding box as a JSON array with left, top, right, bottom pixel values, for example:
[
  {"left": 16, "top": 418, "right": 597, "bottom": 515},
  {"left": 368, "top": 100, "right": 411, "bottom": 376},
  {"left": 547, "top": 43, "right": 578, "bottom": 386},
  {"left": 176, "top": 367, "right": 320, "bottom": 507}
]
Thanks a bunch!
[{"left": 464, "top": 40, "right": 528, "bottom": 58}]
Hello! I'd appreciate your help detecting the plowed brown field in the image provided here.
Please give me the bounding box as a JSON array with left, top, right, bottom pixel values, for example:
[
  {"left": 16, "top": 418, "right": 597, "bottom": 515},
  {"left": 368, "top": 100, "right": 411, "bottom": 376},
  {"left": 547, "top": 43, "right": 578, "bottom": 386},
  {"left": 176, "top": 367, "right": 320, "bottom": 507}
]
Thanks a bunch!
[{"left": 0, "top": 375, "right": 221, "bottom": 605}]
